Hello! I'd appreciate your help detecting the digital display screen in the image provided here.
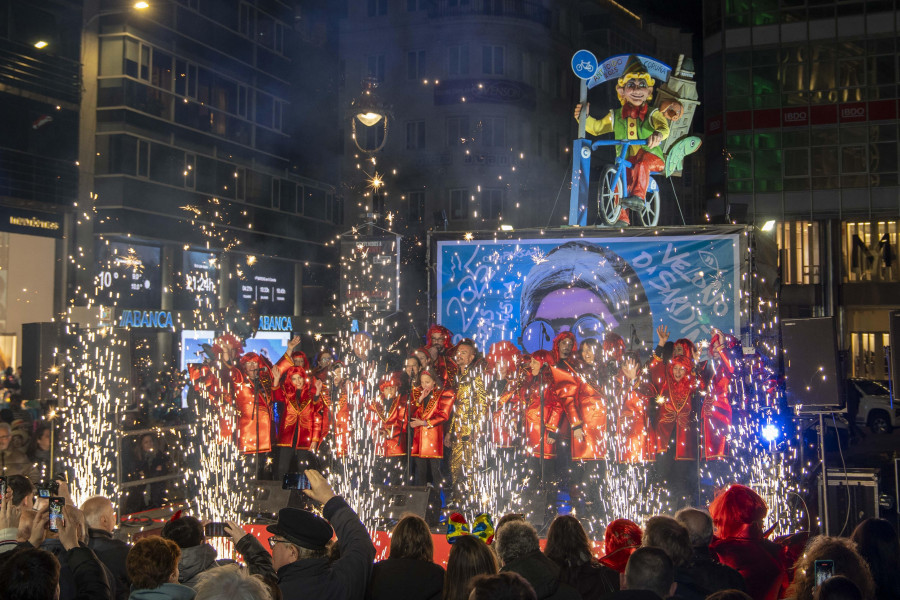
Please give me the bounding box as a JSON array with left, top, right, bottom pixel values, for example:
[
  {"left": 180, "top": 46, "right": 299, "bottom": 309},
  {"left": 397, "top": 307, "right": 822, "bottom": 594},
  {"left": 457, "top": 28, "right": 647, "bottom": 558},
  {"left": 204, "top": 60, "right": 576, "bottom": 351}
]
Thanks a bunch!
[
  {"left": 95, "top": 241, "right": 161, "bottom": 309},
  {"left": 177, "top": 250, "right": 218, "bottom": 310},
  {"left": 235, "top": 257, "right": 294, "bottom": 315}
]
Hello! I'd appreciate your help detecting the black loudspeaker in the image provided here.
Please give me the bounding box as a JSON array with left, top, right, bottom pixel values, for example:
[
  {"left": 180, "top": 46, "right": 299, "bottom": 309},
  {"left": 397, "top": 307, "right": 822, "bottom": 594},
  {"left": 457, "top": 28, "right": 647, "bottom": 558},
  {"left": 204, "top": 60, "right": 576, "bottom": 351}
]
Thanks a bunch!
[
  {"left": 889, "top": 311, "right": 900, "bottom": 401},
  {"left": 818, "top": 468, "right": 879, "bottom": 536},
  {"left": 782, "top": 317, "right": 843, "bottom": 411},
  {"left": 252, "top": 480, "right": 309, "bottom": 516},
  {"left": 21, "top": 322, "right": 64, "bottom": 404},
  {"left": 374, "top": 485, "right": 441, "bottom": 527}
]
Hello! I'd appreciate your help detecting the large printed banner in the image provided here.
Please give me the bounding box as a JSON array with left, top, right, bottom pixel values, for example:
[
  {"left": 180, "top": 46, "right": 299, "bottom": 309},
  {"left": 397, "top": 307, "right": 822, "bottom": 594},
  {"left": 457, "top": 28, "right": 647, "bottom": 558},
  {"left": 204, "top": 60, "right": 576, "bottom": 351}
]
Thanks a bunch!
[{"left": 436, "top": 235, "right": 742, "bottom": 353}]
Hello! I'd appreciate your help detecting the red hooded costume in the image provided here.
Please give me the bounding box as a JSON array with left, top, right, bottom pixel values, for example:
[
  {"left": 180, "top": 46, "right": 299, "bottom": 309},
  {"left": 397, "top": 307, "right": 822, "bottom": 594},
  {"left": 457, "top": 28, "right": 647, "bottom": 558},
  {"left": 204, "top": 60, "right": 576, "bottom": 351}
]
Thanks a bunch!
[
  {"left": 653, "top": 354, "right": 698, "bottom": 460},
  {"left": 274, "top": 365, "right": 323, "bottom": 451},
  {"left": 424, "top": 324, "right": 458, "bottom": 387},
  {"left": 702, "top": 332, "right": 736, "bottom": 460},
  {"left": 369, "top": 372, "right": 408, "bottom": 457},
  {"left": 410, "top": 368, "right": 455, "bottom": 459},
  {"left": 486, "top": 341, "right": 522, "bottom": 448},
  {"left": 231, "top": 350, "right": 291, "bottom": 454},
  {"left": 612, "top": 357, "right": 657, "bottom": 463},
  {"left": 321, "top": 362, "right": 352, "bottom": 458},
  {"left": 551, "top": 332, "right": 608, "bottom": 460},
  {"left": 599, "top": 518, "right": 643, "bottom": 573},
  {"left": 506, "top": 350, "right": 578, "bottom": 459}
]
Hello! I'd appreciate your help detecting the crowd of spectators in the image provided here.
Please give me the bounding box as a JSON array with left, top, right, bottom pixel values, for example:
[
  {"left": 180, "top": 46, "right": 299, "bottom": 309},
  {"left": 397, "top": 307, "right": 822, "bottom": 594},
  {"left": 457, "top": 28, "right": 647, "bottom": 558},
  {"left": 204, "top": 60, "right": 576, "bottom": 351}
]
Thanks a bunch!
[{"left": 0, "top": 474, "right": 897, "bottom": 600}]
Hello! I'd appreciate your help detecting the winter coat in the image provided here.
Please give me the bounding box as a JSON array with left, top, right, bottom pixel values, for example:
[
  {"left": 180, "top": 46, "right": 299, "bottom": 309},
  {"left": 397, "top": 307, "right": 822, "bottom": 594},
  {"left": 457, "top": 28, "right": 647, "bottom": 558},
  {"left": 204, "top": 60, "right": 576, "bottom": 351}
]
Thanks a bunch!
[
  {"left": 128, "top": 583, "right": 196, "bottom": 600},
  {"left": 88, "top": 528, "right": 131, "bottom": 600},
  {"left": 501, "top": 550, "right": 582, "bottom": 600},
  {"left": 367, "top": 557, "right": 444, "bottom": 600}
]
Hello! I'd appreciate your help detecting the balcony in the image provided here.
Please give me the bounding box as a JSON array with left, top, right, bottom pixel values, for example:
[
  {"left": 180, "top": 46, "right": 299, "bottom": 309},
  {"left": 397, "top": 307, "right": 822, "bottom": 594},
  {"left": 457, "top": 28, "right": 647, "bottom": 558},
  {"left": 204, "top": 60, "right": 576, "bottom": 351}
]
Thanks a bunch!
[
  {"left": 0, "top": 38, "right": 80, "bottom": 105},
  {"left": 428, "top": 0, "right": 551, "bottom": 27}
]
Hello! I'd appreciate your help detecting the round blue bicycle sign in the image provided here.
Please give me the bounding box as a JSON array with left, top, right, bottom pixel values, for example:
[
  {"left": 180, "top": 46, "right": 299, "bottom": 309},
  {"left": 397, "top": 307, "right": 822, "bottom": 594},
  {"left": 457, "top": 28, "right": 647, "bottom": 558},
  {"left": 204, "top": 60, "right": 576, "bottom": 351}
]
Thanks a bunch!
[{"left": 571, "top": 49, "right": 599, "bottom": 80}]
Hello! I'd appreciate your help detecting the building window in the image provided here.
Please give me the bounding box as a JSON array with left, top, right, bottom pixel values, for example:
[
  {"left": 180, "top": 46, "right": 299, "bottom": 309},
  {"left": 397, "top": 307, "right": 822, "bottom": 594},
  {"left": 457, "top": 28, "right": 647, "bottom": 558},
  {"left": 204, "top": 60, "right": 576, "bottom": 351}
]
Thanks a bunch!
[
  {"left": 480, "top": 189, "right": 502, "bottom": 220},
  {"left": 845, "top": 221, "right": 900, "bottom": 283},
  {"left": 446, "top": 116, "right": 470, "bottom": 146},
  {"left": 407, "top": 0, "right": 425, "bottom": 10},
  {"left": 776, "top": 221, "right": 820, "bottom": 285},
  {"left": 138, "top": 140, "right": 149, "bottom": 177},
  {"left": 482, "top": 45, "right": 504, "bottom": 75},
  {"left": 448, "top": 45, "right": 469, "bottom": 76},
  {"left": 408, "top": 191, "right": 425, "bottom": 222},
  {"left": 450, "top": 189, "right": 469, "bottom": 220},
  {"left": 850, "top": 333, "right": 891, "bottom": 380},
  {"left": 406, "top": 120, "right": 426, "bottom": 150},
  {"left": 407, "top": 50, "right": 426, "bottom": 80},
  {"left": 184, "top": 153, "right": 196, "bottom": 189},
  {"left": 239, "top": 3, "right": 255, "bottom": 37},
  {"left": 366, "top": 54, "right": 385, "bottom": 82},
  {"left": 478, "top": 117, "right": 506, "bottom": 148},
  {"left": 368, "top": 0, "right": 387, "bottom": 17}
]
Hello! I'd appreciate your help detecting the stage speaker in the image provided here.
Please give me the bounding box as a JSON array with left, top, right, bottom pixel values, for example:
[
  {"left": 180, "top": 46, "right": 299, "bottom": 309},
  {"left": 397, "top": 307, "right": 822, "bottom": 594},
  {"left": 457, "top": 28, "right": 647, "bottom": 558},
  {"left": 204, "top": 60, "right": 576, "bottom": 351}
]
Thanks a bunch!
[
  {"left": 782, "top": 317, "right": 843, "bottom": 411},
  {"left": 374, "top": 485, "right": 441, "bottom": 527},
  {"left": 252, "top": 480, "right": 309, "bottom": 516},
  {"left": 21, "top": 322, "right": 64, "bottom": 404},
  {"left": 889, "top": 311, "right": 900, "bottom": 401},
  {"left": 818, "top": 468, "right": 879, "bottom": 536}
]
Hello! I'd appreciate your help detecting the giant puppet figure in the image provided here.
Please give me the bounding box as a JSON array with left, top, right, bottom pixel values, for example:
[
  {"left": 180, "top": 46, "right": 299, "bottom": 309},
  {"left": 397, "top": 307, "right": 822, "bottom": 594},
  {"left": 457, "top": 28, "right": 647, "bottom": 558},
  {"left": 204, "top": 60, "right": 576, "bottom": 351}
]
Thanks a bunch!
[{"left": 574, "top": 58, "right": 670, "bottom": 225}]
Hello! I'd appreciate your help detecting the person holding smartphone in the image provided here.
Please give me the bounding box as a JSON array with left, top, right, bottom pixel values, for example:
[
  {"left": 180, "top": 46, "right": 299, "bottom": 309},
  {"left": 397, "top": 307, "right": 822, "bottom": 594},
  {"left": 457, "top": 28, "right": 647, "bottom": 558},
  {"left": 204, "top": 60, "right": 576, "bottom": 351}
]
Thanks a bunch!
[{"left": 233, "top": 469, "right": 375, "bottom": 600}]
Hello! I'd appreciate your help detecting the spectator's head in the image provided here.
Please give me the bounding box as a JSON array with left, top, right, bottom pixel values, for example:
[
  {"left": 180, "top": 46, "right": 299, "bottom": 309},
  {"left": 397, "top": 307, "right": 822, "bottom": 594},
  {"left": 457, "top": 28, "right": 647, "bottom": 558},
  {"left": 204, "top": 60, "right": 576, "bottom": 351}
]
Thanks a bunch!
[
  {"left": 705, "top": 591, "right": 753, "bottom": 600},
  {"left": 389, "top": 514, "right": 434, "bottom": 562},
  {"left": 0, "top": 422, "right": 12, "bottom": 451},
  {"left": 127, "top": 536, "right": 181, "bottom": 590},
  {"left": 602, "top": 518, "right": 643, "bottom": 573},
  {"left": 28, "top": 423, "right": 52, "bottom": 455},
  {"left": 812, "top": 576, "right": 862, "bottom": 600},
  {"left": 851, "top": 517, "right": 900, "bottom": 600},
  {"left": 7, "top": 474, "right": 34, "bottom": 508},
  {"left": 494, "top": 520, "right": 539, "bottom": 567},
  {"left": 544, "top": 515, "right": 594, "bottom": 568},
  {"left": 162, "top": 515, "right": 205, "bottom": 548},
  {"left": 81, "top": 496, "right": 117, "bottom": 533},
  {"left": 674, "top": 507, "right": 714, "bottom": 548},
  {"left": 643, "top": 516, "right": 693, "bottom": 568},
  {"left": 266, "top": 507, "right": 333, "bottom": 571},
  {"left": 468, "top": 572, "right": 537, "bottom": 600},
  {"left": 495, "top": 513, "right": 526, "bottom": 533},
  {"left": 790, "top": 536, "right": 875, "bottom": 600},
  {"left": 194, "top": 564, "right": 272, "bottom": 600},
  {"left": 444, "top": 535, "right": 499, "bottom": 600},
  {"left": 0, "top": 547, "right": 61, "bottom": 600},
  {"left": 623, "top": 546, "right": 675, "bottom": 598},
  {"left": 709, "top": 484, "right": 768, "bottom": 540}
]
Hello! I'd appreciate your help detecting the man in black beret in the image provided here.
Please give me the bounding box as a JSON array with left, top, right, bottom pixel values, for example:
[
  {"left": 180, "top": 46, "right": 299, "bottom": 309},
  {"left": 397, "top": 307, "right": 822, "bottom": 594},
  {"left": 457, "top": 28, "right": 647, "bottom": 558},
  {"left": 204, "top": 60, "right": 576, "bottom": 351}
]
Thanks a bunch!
[{"left": 238, "top": 469, "right": 375, "bottom": 600}]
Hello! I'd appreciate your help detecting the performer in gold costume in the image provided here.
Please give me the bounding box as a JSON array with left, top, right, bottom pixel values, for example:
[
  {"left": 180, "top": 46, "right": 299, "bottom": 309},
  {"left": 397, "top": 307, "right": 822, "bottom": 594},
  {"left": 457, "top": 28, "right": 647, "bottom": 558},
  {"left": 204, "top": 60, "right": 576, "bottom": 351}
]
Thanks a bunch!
[{"left": 448, "top": 338, "right": 489, "bottom": 512}]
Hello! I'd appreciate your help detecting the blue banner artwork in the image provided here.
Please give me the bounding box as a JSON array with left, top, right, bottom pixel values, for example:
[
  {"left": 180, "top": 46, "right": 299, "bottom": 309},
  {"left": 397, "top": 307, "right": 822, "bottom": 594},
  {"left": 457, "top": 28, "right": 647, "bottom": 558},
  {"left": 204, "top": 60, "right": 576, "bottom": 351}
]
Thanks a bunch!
[{"left": 436, "top": 235, "right": 741, "bottom": 353}]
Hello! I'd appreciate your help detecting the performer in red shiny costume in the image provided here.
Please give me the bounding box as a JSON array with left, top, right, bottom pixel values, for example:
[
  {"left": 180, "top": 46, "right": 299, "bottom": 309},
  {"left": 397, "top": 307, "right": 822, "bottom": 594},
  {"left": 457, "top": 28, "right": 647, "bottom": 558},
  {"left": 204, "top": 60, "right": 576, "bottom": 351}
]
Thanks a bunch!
[
  {"left": 409, "top": 367, "right": 455, "bottom": 492},
  {"left": 486, "top": 340, "right": 522, "bottom": 513},
  {"left": 188, "top": 333, "right": 243, "bottom": 441},
  {"left": 321, "top": 361, "right": 352, "bottom": 461},
  {"left": 230, "top": 336, "right": 298, "bottom": 477},
  {"left": 424, "top": 324, "right": 458, "bottom": 386},
  {"left": 369, "top": 371, "right": 408, "bottom": 485},
  {"left": 274, "top": 364, "right": 323, "bottom": 476},
  {"left": 613, "top": 351, "right": 657, "bottom": 463},
  {"left": 701, "top": 330, "right": 736, "bottom": 461}
]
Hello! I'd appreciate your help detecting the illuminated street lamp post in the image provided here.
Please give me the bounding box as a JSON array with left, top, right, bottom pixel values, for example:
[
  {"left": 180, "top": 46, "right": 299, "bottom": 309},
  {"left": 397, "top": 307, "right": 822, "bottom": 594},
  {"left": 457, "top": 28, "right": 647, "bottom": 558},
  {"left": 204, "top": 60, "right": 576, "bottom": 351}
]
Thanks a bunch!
[{"left": 349, "top": 78, "right": 391, "bottom": 233}]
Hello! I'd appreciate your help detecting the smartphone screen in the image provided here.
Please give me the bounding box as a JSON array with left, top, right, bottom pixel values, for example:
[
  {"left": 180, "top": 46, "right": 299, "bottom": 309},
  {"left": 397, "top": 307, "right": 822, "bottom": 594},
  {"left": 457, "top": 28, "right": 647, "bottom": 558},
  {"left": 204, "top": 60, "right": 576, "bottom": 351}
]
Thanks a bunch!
[
  {"left": 38, "top": 488, "right": 51, "bottom": 498},
  {"left": 282, "top": 473, "right": 310, "bottom": 490},
  {"left": 204, "top": 522, "right": 228, "bottom": 538},
  {"left": 49, "top": 497, "right": 65, "bottom": 533},
  {"left": 814, "top": 559, "right": 834, "bottom": 586}
]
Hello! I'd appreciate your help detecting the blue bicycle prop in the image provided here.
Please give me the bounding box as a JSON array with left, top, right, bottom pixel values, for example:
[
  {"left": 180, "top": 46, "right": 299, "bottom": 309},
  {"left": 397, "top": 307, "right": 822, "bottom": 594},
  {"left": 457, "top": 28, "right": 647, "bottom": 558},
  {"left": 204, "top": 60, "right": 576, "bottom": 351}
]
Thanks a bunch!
[
  {"left": 592, "top": 138, "right": 660, "bottom": 227},
  {"left": 568, "top": 51, "right": 702, "bottom": 227}
]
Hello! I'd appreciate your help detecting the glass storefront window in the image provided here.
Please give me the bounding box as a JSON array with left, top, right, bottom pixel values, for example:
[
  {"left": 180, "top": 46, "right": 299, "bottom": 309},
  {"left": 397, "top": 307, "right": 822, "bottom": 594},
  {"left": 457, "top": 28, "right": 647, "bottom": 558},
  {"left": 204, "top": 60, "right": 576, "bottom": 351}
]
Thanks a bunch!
[
  {"left": 845, "top": 221, "right": 900, "bottom": 283},
  {"left": 784, "top": 148, "right": 809, "bottom": 177},
  {"left": 810, "top": 147, "right": 838, "bottom": 177},
  {"left": 841, "top": 145, "right": 867, "bottom": 173},
  {"left": 776, "top": 221, "right": 821, "bottom": 284}
]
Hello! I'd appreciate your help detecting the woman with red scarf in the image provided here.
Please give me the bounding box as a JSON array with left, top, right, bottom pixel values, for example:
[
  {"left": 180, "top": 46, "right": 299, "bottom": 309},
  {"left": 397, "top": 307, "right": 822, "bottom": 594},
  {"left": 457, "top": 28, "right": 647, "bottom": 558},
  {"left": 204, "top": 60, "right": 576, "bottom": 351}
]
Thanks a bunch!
[
  {"left": 274, "top": 365, "right": 323, "bottom": 476},
  {"left": 369, "top": 371, "right": 409, "bottom": 485},
  {"left": 410, "top": 367, "right": 455, "bottom": 492}
]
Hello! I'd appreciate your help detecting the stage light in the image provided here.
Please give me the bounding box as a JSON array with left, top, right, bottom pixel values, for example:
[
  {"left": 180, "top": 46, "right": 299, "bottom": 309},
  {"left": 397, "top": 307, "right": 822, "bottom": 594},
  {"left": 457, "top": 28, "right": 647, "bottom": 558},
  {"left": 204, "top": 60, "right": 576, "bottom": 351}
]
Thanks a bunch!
[
  {"left": 761, "top": 422, "right": 780, "bottom": 443},
  {"left": 761, "top": 220, "right": 776, "bottom": 232}
]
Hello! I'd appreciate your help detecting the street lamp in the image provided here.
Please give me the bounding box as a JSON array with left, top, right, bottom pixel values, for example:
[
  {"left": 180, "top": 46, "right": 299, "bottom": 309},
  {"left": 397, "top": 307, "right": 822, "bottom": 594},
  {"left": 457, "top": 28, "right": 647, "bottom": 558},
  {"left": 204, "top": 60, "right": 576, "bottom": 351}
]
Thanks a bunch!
[{"left": 350, "top": 78, "right": 390, "bottom": 153}]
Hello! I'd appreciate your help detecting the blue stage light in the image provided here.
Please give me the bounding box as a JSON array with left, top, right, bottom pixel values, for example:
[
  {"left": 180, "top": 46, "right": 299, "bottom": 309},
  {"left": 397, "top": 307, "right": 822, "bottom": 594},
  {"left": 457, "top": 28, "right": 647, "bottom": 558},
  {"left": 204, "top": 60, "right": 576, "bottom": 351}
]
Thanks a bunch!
[{"left": 761, "top": 423, "right": 780, "bottom": 443}]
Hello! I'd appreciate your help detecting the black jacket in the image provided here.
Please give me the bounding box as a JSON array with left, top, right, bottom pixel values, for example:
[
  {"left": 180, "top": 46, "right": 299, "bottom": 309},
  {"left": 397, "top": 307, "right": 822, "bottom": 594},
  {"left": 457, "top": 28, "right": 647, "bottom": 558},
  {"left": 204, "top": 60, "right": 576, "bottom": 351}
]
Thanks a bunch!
[
  {"left": 557, "top": 560, "right": 619, "bottom": 600},
  {"left": 599, "top": 591, "right": 663, "bottom": 600},
  {"left": 37, "top": 539, "right": 113, "bottom": 600},
  {"left": 681, "top": 546, "right": 746, "bottom": 596},
  {"left": 367, "top": 557, "right": 444, "bottom": 600},
  {"left": 502, "top": 551, "right": 581, "bottom": 600},
  {"left": 240, "top": 496, "right": 375, "bottom": 600},
  {"left": 88, "top": 528, "right": 131, "bottom": 600}
]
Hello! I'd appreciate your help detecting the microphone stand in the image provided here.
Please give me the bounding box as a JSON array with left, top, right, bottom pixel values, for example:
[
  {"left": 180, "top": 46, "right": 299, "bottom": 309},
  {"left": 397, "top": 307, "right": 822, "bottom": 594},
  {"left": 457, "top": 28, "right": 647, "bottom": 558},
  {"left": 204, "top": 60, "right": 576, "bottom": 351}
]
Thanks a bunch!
[{"left": 250, "top": 377, "right": 260, "bottom": 481}]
